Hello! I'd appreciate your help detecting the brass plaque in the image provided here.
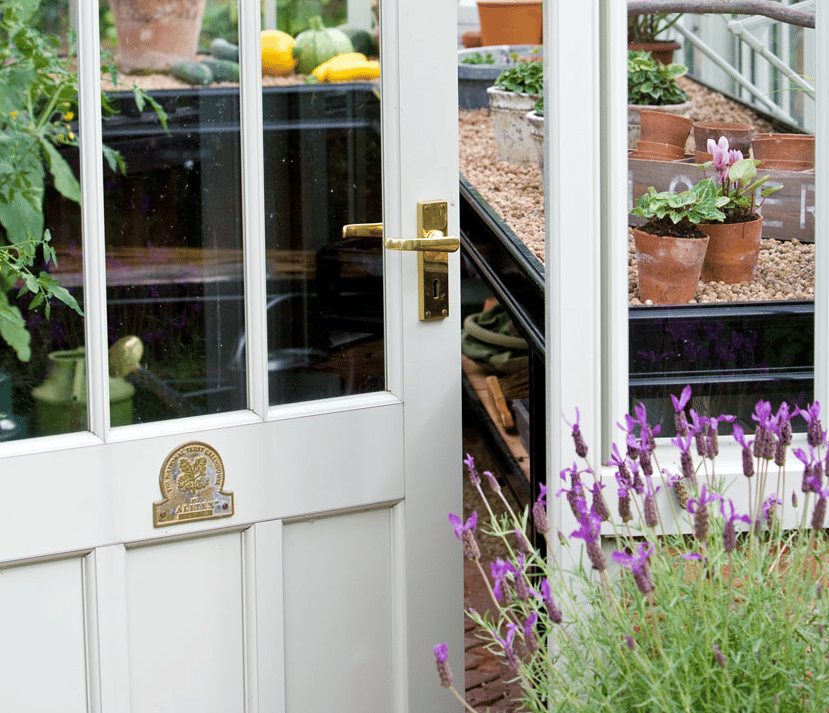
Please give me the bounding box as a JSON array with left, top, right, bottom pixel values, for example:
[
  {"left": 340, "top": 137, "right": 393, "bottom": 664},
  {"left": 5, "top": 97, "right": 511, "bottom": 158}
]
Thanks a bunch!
[{"left": 153, "top": 442, "right": 234, "bottom": 527}]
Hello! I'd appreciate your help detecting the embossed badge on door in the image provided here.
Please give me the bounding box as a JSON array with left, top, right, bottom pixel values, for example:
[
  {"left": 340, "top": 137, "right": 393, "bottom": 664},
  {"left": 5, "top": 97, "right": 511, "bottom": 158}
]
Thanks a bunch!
[{"left": 153, "top": 442, "right": 234, "bottom": 527}]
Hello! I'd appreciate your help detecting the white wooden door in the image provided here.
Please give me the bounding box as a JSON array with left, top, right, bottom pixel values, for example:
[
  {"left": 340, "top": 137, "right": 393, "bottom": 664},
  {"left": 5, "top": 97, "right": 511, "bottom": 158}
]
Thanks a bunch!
[{"left": 0, "top": 0, "right": 462, "bottom": 711}]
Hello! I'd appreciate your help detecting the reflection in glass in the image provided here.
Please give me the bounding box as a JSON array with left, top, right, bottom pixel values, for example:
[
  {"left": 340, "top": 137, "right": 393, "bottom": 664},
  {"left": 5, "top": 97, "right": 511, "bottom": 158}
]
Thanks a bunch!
[
  {"left": 263, "top": 0, "right": 384, "bottom": 406},
  {"left": 97, "top": 0, "right": 245, "bottom": 424},
  {"left": 0, "top": 0, "right": 85, "bottom": 438}
]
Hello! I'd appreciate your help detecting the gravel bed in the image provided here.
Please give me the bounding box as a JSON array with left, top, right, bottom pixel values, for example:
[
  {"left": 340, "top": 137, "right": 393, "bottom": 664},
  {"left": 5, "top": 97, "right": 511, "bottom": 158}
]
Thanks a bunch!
[{"left": 459, "top": 77, "right": 815, "bottom": 305}]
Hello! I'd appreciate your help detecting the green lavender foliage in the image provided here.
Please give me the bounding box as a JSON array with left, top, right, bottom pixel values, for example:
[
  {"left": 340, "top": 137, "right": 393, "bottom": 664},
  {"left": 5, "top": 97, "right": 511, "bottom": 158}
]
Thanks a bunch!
[{"left": 446, "top": 395, "right": 829, "bottom": 713}]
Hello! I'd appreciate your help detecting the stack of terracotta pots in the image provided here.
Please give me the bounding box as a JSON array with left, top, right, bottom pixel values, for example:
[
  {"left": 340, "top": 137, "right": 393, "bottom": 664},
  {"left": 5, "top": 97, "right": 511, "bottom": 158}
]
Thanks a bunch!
[{"left": 629, "top": 109, "right": 693, "bottom": 161}]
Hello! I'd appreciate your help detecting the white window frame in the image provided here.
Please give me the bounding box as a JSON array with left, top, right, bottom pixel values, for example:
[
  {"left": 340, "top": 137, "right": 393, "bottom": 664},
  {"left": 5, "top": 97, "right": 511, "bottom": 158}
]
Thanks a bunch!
[{"left": 545, "top": 3, "right": 827, "bottom": 522}]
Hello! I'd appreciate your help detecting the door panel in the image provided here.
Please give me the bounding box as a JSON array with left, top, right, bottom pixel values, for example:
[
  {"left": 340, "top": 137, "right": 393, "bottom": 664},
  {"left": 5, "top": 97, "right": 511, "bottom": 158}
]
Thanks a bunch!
[
  {"left": 283, "top": 507, "right": 394, "bottom": 712},
  {"left": 125, "top": 534, "right": 245, "bottom": 712},
  {"left": 0, "top": 557, "right": 88, "bottom": 712}
]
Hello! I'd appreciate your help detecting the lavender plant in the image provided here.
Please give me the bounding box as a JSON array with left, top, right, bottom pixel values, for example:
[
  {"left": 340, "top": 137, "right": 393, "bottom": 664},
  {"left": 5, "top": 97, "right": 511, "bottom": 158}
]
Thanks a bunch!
[{"left": 436, "top": 388, "right": 829, "bottom": 712}]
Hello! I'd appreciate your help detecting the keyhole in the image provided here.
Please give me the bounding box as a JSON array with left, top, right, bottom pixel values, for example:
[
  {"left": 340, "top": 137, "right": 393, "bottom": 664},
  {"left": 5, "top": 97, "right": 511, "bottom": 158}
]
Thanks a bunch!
[{"left": 433, "top": 279, "right": 440, "bottom": 298}]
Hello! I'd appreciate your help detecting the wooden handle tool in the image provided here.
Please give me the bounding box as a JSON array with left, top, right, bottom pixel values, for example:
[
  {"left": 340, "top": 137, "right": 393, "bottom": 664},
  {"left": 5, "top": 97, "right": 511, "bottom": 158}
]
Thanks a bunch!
[{"left": 485, "top": 375, "right": 515, "bottom": 432}]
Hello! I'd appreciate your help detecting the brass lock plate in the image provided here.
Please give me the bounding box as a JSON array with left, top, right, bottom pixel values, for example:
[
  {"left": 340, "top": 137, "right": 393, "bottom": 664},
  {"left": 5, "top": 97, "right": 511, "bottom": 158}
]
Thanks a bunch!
[{"left": 418, "top": 200, "right": 450, "bottom": 321}]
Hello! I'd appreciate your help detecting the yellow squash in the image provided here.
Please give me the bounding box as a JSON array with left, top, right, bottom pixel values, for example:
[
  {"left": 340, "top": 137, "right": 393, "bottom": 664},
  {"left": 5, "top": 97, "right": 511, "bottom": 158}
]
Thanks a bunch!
[
  {"left": 312, "top": 52, "right": 380, "bottom": 83},
  {"left": 261, "top": 30, "right": 297, "bottom": 76}
]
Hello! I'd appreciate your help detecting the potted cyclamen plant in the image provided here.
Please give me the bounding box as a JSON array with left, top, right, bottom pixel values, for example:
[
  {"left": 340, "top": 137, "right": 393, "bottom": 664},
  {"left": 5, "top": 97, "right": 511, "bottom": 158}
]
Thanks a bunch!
[
  {"left": 436, "top": 390, "right": 829, "bottom": 712},
  {"left": 631, "top": 178, "right": 728, "bottom": 304},
  {"left": 698, "top": 136, "right": 781, "bottom": 284},
  {"left": 487, "top": 59, "right": 543, "bottom": 165}
]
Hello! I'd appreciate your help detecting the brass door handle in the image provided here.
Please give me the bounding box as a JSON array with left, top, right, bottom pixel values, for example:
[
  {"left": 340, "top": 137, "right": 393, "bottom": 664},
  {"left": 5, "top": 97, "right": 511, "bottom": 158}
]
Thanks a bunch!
[
  {"left": 342, "top": 224, "right": 459, "bottom": 253},
  {"left": 341, "top": 200, "right": 456, "bottom": 321}
]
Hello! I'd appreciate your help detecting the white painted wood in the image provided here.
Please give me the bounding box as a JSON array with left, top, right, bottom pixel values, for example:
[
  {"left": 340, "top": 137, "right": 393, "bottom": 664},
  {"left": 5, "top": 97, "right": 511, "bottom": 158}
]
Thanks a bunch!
[
  {"left": 814, "top": 0, "right": 829, "bottom": 408},
  {"left": 282, "top": 508, "right": 394, "bottom": 712},
  {"left": 0, "top": 2, "right": 461, "bottom": 712},
  {"left": 0, "top": 557, "right": 88, "bottom": 712},
  {"left": 124, "top": 533, "right": 246, "bottom": 713}
]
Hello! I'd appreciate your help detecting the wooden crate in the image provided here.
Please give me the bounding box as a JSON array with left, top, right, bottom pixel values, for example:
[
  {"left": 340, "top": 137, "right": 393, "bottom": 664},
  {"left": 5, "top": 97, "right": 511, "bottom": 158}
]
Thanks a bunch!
[{"left": 629, "top": 156, "right": 815, "bottom": 243}]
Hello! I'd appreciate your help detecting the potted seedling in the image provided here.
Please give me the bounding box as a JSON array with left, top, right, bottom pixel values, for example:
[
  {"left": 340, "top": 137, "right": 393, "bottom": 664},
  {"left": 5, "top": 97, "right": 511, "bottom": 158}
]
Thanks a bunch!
[
  {"left": 631, "top": 177, "right": 728, "bottom": 304},
  {"left": 628, "top": 50, "right": 691, "bottom": 149},
  {"left": 487, "top": 59, "right": 543, "bottom": 165}
]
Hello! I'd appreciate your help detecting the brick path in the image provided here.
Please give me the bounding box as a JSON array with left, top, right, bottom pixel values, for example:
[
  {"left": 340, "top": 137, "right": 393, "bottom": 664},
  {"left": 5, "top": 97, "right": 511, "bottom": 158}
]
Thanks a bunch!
[
  {"left": 464, "top": 560, "right": 524, "bottom": 712},
  {"left": 462, "top": 425, "right": 525, "bottom": 713}
]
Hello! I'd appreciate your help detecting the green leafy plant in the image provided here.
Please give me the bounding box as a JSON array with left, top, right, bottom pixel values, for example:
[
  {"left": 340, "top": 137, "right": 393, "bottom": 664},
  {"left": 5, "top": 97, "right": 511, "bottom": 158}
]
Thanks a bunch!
[
  {"left": 0, "top": 0, "right": 166, "bottom": 361},
  {"left": 628, "top": 50, "right": 688, "bottom": 106},
  {"left": 437, "top": 391, "right": 829, "bottom": 712},
  {"left": 494, "top": 59, "right": 543, "bottom": 97},
  {"left": 628, "top": 13, "right": 683, "bottom": 43},
  {"left": 632, "top": 178, "right": 729, "bottom": 238},
  {"left": 461, "top": 51, "right": 495, "bottom": 65}
]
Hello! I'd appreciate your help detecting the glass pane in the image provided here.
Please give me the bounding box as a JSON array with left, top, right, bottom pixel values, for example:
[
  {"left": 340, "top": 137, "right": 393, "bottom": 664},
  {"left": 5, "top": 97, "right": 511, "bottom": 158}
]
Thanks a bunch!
[
  {"left": 263, "top": 1, "right": 383, "bottom": 406},
  {"left": 97, "top": 0, "right": 246, "bottom": 424},
  {"left": 0, "top": 0, "right": 87, "bottom": 439},
  {"left": 628, "top": 17, "right": 816, "bottom": 436}
]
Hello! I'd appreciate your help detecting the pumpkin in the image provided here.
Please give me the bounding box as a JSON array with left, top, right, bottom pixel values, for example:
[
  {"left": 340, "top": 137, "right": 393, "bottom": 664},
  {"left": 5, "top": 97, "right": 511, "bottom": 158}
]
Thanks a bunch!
[
  {"left": 292, "top": 15, "right": 354, "bottom": 75},
  {"left": 261, "top": 29, "right": 297, "bottom": 76}
]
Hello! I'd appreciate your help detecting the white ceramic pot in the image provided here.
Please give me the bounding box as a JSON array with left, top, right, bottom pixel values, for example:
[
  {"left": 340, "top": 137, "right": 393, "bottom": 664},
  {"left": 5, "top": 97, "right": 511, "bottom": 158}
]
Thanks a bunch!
[
  {"left": 487, "top": 86, "right": 539, "bottom": 165},
  {"left": 526, "top": 109, "right": 544, "bottom": 174}
]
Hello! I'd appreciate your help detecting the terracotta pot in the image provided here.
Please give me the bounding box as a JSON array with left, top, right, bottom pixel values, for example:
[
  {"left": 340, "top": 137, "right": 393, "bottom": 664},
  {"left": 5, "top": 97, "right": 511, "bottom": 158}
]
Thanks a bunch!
[
  {"left": 640, "top": 109, "right": 693, "bottom": 149},
  {"left": 629, "top": 150, "right": 681, "bottom": 162},
  {"left": 628, "top": 101, "right": 692, "bottom": 149},
  {"left": 698, "top": 216, "right": 763, "bottom": 284},
  {"left": 634, "top": 228, "right": 709, "bottom": 304},
  {"left": 637, "top": 140, "right": 686, "bottom": 159},
  {"left": 693, "top": 121, "right": 755, "bottom": 160},
  {"left": 628, "top": 40, "right": 681, "bottom": 66},
  {"left": 462, "top": 30, "right": 483, "bottom": 48},
  {"left": 108, "top": 0, "right": 207, "bottom": 72},
  {"left": 476, "top": 1, "right": 543, "bottom": 46},
  {"left": 752, "top": 133, "right": 815, "bottom": 170}
]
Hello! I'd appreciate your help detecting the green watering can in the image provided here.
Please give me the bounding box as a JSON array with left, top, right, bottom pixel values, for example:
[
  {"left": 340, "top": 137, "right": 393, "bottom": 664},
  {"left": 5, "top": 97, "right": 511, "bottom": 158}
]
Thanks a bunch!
[{"left": 32, "top": 346, "right": 135, "bottom": 435}]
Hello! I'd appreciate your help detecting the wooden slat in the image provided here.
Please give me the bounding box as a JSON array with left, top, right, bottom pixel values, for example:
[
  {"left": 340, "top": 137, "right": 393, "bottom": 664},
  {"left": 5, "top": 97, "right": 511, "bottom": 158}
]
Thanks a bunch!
[{"left": 629, "top": 156, "right": 815, "bottom": 242}]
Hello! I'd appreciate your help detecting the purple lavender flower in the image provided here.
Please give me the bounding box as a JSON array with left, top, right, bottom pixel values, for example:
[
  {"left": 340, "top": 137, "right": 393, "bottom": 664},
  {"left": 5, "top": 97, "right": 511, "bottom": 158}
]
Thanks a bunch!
[
  {"left": 762, "top": 495, "right": 780, "bottom": 525},
  {"left": 523, "top": 612, "right": 539, "bottom": 652},
  {"left": 539, "top": 578, "right": 563, "bottom": 624},
  {"left": 776, "top": 402, "right": 793, "bottom": 446},
  {"left": 448, "top": 511, "right": 480, "bottom": 561},
  {"left": 752, "top": 400, "right": 774, "bottom": 459},
  {"left": 509, "top": 553, "right": 531, "bottom": 601},
  {"left": 670, "top": 385, "right": 692, "bottom": 437},
  {"left": 706, "top": 414, "right": 735, "bottom": 459},
  {"left": 564, "top": 408, "right": 588, "bottom": 458},
  {"left": 463, "top": 453, "right": 480, "bottom": 487},
  {"left": 433, "top": 642, "right": 452, "bottom": 687},
  {"left": 612, "top": 542, "right": 655, "bottom": 595},
  {"left": 665, "top": 469, "right": 689, "bottom": 509},
  {"left": 811, "top": 483, "right": 829, "bottom": 531},
  {"left": 713, "top": 643, "right": 727, "bottom": 669},
  {"left": 720, "top": 499, "right": 751, "bottom": 553},
  {"left": 608, "top": 443, "right": 631, "bottom": 486},
  {"left": 687, "top": 486, "right": 719, "bottom": 543},
  {"left": 672, "top": 431, "right": 696, "bottom": 481},
  {"left": 533, "top": 483, "right": 549, "bottom": 533},
  {"left": 491, "top": 558, "right": 512, "bottom": 602},
  {"left": 571, "top": 501, "right": 606, "bottom": 571},
  {"left": 643, "top": 479, "right": 659, "bottom": 529},
  {"left": 483, "top": 469, "right": 500, "bottom": 492},
  {"left": 795, "top": 446, "right": 819, "bottom": 493},
  {"left": 592, "top": 481, "right": 610, "bottom": 522},
  {"left": 732, "top": 424, "right": 754, "bottom": 478},
  {"left": 493, "top": 624, "right": 521, "bottom": 671},
  {"left": 625, "top": 635, "right": 636, "bottom": 650},
  {"left": 798, "top": 402, "right": 826, "bottom": 449},
  {"left": 515, "top": 527, "right": 532, "bottom": 553}
]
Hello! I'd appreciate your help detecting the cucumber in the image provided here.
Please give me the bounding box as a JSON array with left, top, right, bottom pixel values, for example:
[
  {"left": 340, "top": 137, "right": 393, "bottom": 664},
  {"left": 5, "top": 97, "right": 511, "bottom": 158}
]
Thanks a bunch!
[
  {"left": 170, "top": 60, "right": 214, "bottom": 86},
  {"left": 209, "top": 37, "right": 240, "bottom": 62},
  {"left": 200, "top": 57, "right": 240, "bottom": 82}
]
